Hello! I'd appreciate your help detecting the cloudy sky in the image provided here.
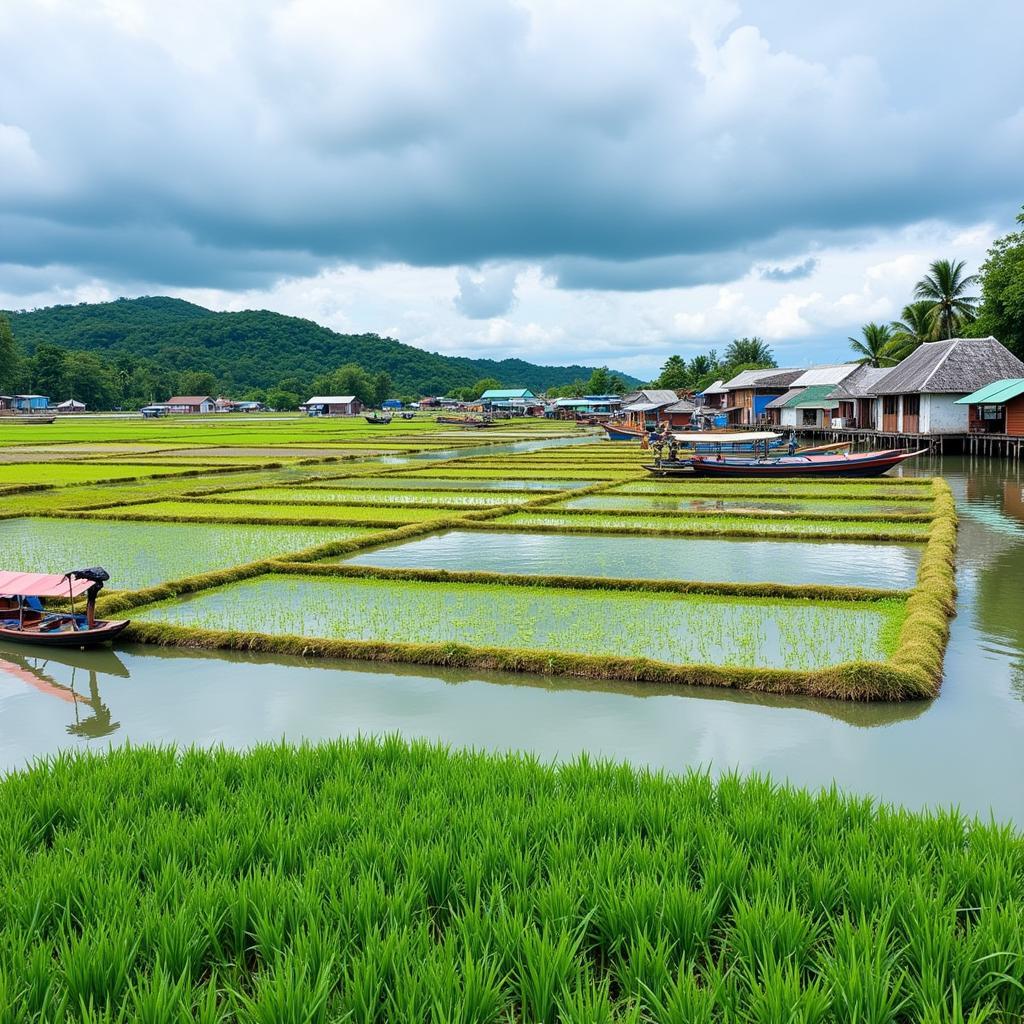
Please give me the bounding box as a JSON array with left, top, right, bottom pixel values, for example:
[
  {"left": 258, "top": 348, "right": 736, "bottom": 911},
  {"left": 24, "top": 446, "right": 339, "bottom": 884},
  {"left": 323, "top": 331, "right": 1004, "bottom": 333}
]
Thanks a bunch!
[{"left": 2, "top": 0, "right": 1022, "bottom": 377}]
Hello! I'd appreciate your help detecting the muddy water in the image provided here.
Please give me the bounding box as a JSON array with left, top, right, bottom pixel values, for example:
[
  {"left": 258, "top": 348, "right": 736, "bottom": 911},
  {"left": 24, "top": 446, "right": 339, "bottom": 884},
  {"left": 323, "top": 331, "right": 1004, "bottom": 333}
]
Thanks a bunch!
[{"left": 2, "top": 455, "right": 1023, "bottom": 826}]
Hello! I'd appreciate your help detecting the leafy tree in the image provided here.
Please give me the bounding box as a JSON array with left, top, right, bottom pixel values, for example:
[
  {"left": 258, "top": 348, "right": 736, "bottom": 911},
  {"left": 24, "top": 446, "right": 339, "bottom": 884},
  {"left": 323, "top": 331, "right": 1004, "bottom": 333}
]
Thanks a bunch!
[
  {"left": 914, "top": 258, "right": 980, "bottom": 340},
  {"left": 373, "top": 371, "right": 393, "bottom": 406},
  {"left": 0, "top": 315, "right": 20, "bottom": 393},
  {"left": 890, "top": 300, "right": 937, "bottom": 359},
  {"left": 653, "top": 355, "right": 689, "bottom": 390},
  {"left": 688, "top": 354, "right": 716, "bottom": 381},
  {"left": 29, "top": 344, "right": 68, "bottom": 398},
  {"left": 313, "top": 363, "right": 376, "bottom": 406},
  {"left": 968, "top": 205, "right": 1024, "bottom": 358},
  {"left": 177, "top": 370, "right": 219, "bottom": 396},
  {"left": 62, "top": 351, "right": 119, "bottom": 408},
  {"left": 471, "top": 377, "right": 502, "bottom": 397},
  {"left": 723, "top": 337, "right": 775, "bottom": 369},
  {"left": 584, "top": 366, "right": 625, "bottom": 395},
  {"left": 849, "top": 323, "right": 901, "bottom": 367},
  {"left": 266, "top": 389, "right": 300, "bottom": 411}
]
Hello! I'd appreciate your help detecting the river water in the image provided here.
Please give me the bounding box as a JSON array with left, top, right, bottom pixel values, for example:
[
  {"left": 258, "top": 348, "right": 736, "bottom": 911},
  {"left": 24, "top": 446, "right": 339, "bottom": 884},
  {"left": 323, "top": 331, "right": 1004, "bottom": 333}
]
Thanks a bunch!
[{"left": 2, "top": 454, "right": 1022, "bottom": 825}]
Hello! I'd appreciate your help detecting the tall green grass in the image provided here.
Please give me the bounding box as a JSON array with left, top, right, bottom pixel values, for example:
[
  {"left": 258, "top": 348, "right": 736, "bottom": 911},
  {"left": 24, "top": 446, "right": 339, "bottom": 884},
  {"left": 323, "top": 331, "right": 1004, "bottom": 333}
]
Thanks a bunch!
[{"left": 0, "top": 739, "right": 1020, "bottom": 1023}]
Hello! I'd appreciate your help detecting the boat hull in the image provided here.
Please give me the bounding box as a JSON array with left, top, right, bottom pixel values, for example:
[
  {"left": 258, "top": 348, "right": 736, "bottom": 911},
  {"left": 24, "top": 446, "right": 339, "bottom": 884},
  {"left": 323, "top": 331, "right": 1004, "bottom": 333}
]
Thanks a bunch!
[
  {"left": 0, "top": 619, "right": 130, "bottom": 648},
  {"left": 684, "top": 450, "right": 921, "bottom": 478},
  {"left": 603, "top": 424, "right": 644, "bottom": 440}
]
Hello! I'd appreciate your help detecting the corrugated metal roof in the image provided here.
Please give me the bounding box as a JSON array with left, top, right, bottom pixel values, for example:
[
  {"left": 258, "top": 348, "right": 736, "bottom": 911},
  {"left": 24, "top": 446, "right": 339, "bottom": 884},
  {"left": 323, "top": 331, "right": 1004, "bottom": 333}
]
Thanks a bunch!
[
  {"left": 663, "top": 399, "right": 696, "bottom": 413},
  {"left": 765, "top": 388, "right": 803, "bottom": 410},
  {"left": 955, "top": 378, "right": 1024, "bottom": 405},
  {"left": 722, "top": 367, "right": 804, "bottom": 389},
  {"left": 479, "top": 389, "right": 536, "bottom": 399},
  {"left": 790, "top": 364, "right": 859, "bottom": 387},
  {"left": 700, "top": 380, "right": 728, "bottom": 395},
  {"left": 827, "top": 365, "right": 891, "bottom": 400},
  {"left": 790, "top": 385, "right": 841, "bottom": 409}
]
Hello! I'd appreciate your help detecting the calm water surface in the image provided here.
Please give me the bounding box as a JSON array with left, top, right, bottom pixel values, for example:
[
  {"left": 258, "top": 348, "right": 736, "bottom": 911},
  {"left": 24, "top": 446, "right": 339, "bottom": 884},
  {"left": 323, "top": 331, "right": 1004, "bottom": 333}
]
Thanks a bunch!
[{"left": 2, "top": 455, "right": 1023, "bottom": 825}]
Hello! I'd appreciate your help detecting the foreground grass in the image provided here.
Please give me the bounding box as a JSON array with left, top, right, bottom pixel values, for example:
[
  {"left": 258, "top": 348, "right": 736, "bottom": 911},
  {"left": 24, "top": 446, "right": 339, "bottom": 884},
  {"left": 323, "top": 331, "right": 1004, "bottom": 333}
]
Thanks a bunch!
[{"left": 1, "top": 739, "right": 1021, "bottom": 1023}]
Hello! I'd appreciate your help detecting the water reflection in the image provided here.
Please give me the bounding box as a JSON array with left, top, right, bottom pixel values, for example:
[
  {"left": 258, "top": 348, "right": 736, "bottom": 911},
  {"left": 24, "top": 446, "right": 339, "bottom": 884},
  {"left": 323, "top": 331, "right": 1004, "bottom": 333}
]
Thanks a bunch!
[{"left": 0, "top": 646, "right": 124, "bottom": 739}]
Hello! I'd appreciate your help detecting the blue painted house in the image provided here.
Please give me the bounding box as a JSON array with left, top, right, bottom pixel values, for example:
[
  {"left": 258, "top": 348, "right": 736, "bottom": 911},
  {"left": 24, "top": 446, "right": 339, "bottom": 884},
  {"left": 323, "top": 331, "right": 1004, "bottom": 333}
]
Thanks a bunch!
[{"left": 13, "top": 395, "right": 50, "bottom": 411}]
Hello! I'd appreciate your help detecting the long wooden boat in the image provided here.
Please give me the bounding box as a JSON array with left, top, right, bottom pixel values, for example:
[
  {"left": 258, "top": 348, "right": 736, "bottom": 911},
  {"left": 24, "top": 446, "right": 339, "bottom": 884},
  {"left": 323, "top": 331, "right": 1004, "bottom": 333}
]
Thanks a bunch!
[
  {"left": 675, "top": 449, "right": 924, "bottom": 478},
  {"left": 0, "top": 569, "right": 129, "bottom": 648},
  {"left": 363, "top": 414, "right": 393, "bottom": 425},
  {"left": 603, "top": 422, "right": 645, "bottom": 440},
  {"left": 436, "top": 416, "right": 496, "bottom": 428},
  {"left": 0, "top": 413, "right": 57, "bottom": 424}
]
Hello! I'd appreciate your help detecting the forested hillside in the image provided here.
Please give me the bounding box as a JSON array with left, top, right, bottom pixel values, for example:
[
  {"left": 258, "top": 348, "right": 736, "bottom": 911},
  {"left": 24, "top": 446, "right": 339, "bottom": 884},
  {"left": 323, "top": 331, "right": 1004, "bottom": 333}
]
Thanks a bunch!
[{"left": 6, "top": 297, "right": 637, "bottom": 398}]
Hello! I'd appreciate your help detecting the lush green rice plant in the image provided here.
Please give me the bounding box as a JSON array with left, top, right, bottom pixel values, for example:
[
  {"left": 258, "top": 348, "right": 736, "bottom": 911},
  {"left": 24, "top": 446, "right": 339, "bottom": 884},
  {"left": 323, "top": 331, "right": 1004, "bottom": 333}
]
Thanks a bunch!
[{"left": 0, "top": 740, "right": 1021, "bottom": 1022}]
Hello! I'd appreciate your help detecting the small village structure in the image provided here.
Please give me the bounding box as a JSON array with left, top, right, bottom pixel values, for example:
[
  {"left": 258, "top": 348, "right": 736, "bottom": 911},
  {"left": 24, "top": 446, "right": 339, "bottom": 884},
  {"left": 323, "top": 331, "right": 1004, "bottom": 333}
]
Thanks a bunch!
[
  {"left": 55, "top": 399, "right": 87, "bottom": 413},
  {"left": 165, "top": 395, "right": 216, "bottom": 415},
  {"left": 475, "top": 389, "right": 545, "bottom": 416},
  {"left": 764, "top": 365, "right": 858, "bottom": 428},
  {"left": 301, "top": 395, "right": 362, "bottom": 416},
  {"left": 12, "top": 395, "right": 50, "bottom": 412},
  {"left": 827, "top": 365, "right": 891, "bottom": 429},
  {"left": 620, "top": 389, "right": 680, "bottom": 430},
  {"left": 719, "top": 369, "right": 805, "bottom": 425},
  {"left": 956, "top": 379, "right": 1024, "bottom": 436},
  {"left": 870, "top": 338, "right": 1024, "bottom": 435},
  {"left": 0, "top": 396, "right": 12, "bottom": 411},
  {"left": 551, "top": 395, "right": 622, "bottom": 420}
]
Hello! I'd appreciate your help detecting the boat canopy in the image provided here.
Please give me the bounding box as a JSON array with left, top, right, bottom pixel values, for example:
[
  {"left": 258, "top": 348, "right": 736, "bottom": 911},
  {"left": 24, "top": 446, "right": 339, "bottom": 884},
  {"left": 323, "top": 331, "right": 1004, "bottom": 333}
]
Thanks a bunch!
[
  {"left": 0, "top": 571, "right": 94, "bottom": 599},
  {"left": 671, "top": 431, "right": 781, "bottom": 443}
]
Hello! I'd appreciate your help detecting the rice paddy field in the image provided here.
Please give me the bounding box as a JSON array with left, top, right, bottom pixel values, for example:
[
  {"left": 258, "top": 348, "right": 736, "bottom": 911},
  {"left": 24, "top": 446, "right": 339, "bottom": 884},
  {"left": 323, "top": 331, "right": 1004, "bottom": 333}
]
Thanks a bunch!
[
  {"left": 0, "top": 412, "right": 955, "bottom": 701},
  {"left": 6, "top": 414, "right": 1019, "bottom": 1023}
]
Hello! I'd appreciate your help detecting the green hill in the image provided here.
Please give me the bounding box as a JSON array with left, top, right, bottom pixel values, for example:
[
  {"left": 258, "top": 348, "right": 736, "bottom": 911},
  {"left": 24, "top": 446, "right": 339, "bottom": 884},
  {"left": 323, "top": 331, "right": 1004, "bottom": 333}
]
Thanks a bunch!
[{"left": 6, "top": 296, "right": 639, "bottom": 396}]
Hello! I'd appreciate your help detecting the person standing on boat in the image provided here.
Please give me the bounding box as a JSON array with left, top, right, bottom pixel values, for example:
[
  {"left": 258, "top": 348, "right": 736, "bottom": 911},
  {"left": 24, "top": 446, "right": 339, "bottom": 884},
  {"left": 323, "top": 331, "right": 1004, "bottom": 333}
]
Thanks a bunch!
[{"left": 787, "top": 431, "right": 797, "bottom": 456}]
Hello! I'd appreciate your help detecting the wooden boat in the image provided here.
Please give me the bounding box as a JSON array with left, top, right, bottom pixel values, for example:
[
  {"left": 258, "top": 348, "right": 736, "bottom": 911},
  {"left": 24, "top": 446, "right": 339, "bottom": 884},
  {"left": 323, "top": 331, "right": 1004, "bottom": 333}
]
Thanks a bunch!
[
  {"left": 436, "top": 416, "right": 496, "bottom": 428},
  {"left": 0, "top": 413, "right": 57, "bottom": 424},
  {"left": 363, "top": 414, "right": 392, "bottom": 424},
  {"left": 666, "top": 448, "right": 925, "bottom": 478},
  {"left": 0, "top": 568, "right": 129, "bottom": 648},
  {"left": 603, "top": 422, "right": 645, "bottom": 440}
]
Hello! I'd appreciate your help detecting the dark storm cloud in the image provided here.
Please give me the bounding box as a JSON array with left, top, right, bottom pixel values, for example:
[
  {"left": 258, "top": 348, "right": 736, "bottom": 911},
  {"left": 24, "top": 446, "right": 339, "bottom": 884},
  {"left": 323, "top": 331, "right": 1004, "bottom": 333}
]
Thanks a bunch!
[{"left": 1, "top": 0, "right": 1022, "bottom": 296}]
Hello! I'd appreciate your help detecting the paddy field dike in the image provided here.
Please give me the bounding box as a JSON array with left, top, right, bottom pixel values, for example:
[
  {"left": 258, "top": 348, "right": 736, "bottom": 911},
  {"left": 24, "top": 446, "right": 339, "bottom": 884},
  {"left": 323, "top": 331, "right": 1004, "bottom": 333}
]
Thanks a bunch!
[{"left": 0, "top": 413, "right": 956, "bottom": 701}]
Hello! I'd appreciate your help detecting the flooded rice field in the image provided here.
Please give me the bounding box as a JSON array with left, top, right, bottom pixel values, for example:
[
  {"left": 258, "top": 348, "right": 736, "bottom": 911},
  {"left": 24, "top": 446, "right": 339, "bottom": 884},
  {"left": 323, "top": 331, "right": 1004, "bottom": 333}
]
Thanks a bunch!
[
  {"left": 339, "top": 529, "right": 922, "bottom": 588},
  {"left": 2, "top": 435, "right": 1023, "bottom": 825}
]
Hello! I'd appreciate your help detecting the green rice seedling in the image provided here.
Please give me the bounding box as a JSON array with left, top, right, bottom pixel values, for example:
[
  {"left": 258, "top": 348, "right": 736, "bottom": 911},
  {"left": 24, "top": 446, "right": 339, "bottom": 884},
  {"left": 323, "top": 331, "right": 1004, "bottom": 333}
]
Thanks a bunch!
[{"left": 1, "top": 739, "right": 1021, "bottom": 1022}]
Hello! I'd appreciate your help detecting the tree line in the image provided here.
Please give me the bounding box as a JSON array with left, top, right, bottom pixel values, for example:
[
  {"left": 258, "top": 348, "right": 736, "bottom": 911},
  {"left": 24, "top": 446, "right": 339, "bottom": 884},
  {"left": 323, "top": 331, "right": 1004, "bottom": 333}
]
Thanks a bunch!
[{"left": 849, "top": 207, "right": 1024, "bottom": 367}]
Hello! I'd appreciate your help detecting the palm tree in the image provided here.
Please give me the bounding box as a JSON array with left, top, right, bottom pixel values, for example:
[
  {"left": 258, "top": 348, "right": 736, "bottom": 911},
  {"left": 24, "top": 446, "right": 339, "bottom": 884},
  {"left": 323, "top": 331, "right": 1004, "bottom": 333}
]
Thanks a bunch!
[
  {"left": 889, "top": 300, "right": 937, "bottom": 359},
  {"left": 849, "top": 323, "right": 901, "bottom": 367},
  {"left": 723, "top": 337, "right": 775, "bottom": 368},
  {"left": 913, "top": 259, "right": 980, "bottom": 340}
]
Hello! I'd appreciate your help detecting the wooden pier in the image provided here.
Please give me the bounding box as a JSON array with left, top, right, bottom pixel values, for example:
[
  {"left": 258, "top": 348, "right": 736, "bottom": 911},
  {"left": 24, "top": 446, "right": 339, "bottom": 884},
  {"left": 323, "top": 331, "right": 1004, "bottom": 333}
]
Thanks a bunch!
[{"left": 790, "top": 427, "right": 1024, "bottom": 459}]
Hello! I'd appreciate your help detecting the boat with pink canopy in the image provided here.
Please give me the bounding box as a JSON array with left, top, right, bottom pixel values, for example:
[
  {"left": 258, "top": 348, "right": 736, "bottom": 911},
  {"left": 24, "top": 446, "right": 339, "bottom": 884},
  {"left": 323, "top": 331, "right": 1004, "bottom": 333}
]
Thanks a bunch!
[{"left": 0, "top": 568, "right": 129, "bottom": 648}]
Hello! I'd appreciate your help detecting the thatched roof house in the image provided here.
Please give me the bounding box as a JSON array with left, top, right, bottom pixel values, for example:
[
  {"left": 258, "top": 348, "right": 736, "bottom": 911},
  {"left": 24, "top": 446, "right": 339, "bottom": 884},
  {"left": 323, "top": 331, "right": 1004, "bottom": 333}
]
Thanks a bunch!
[{"left": 869, "top": 338, "right": 1024, "bottom": 434}]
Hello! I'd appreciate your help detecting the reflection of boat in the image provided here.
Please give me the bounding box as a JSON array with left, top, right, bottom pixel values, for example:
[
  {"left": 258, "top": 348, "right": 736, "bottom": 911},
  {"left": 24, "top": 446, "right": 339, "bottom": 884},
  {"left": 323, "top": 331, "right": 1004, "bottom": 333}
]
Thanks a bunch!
[
  {"left": 363, "top": 414, "right": 393, "bottom": 425},
  {"left": 0, "top": 568, "right": 129, "bottom": 647},
  {"left": 0, "top": 644, "right": 127, "bottom": 738},
  {"left": 664, "top": 449, "right": 926, "bottom": 479}
]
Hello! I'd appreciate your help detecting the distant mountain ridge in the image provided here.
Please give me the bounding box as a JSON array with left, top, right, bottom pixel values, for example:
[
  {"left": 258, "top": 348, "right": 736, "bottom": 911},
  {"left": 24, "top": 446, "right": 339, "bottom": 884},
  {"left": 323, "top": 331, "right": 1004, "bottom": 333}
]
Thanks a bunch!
[{"left": 5, "top": 296, "right": 640, "bottom": 395}]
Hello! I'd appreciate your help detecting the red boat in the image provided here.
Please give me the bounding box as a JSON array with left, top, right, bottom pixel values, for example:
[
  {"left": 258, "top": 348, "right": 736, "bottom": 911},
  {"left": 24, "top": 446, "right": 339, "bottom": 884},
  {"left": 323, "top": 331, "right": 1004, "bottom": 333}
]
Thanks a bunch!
[
  {"left": 0, "top": 568, "right": 129, "bottom": 648},
  {"left": 680, "top": 448, "right": 925, "bottom": 478}
]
